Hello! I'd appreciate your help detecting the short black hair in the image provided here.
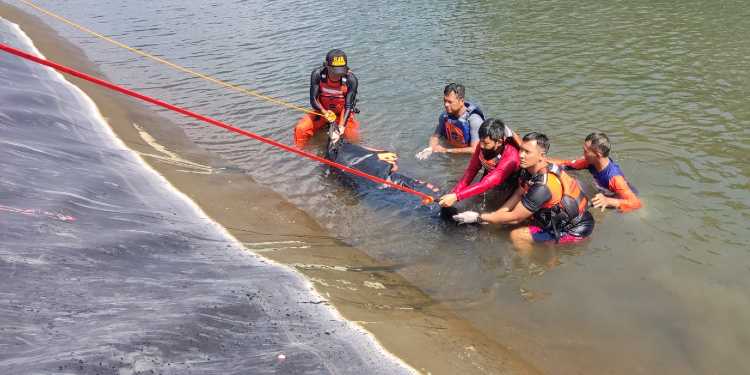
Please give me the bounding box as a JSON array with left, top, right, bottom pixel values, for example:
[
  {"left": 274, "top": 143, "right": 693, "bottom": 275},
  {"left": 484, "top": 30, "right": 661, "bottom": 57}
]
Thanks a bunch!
[
  {"left": 585, "top": 132, "right": 610, "bottom": 157},
  {"left": 478, "top": 118, "right": 506, "bottom": 142},
  {"left": 523, "top": 132, "right": 550, "bottom": 154},
  {"left": 443, "top": 83, "right": 465, "bottom": 100}
]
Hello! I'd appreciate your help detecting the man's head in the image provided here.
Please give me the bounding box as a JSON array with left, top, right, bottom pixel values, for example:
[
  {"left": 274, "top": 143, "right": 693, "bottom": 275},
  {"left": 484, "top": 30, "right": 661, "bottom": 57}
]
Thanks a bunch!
[
  {"left": 519, "top": 132, "right": 550, "bottom": 170},
  {"left": 478, "top": 118, "right": 507, "bottom": 158},
  {"left": 443, "top": 83, "right": 466, "bottom": 117},
  {"left": 325, "top": 49, "right": 348, "bottom": 80},
  {"left": 582, "top": 132, "right": 610, "bottom": 163}
]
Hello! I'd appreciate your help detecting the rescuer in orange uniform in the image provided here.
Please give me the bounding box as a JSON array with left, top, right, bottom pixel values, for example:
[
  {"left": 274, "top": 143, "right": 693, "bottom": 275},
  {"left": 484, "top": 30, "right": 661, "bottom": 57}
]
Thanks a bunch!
[{"left": 294, "top": 49, "right": 359, "bottom": 148}]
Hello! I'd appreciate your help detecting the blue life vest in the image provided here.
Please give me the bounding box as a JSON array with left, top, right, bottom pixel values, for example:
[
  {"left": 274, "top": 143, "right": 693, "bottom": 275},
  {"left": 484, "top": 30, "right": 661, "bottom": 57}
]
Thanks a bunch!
[
  {"left": 588, "top": 158, "right": 639, "bottom": 196},
  {"left": 438, "top": 102, "right": 484, "bottom": 147}
]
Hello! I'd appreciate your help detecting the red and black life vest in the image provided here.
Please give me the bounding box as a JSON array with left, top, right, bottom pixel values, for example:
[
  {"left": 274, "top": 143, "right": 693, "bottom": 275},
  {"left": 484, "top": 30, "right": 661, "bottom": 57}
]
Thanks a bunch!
[
  {"left": 523, "top": 163, "right": 589, "bottom": 238},
  {"left": 318, "top": 70, "right": 349, "bottom": 115}
]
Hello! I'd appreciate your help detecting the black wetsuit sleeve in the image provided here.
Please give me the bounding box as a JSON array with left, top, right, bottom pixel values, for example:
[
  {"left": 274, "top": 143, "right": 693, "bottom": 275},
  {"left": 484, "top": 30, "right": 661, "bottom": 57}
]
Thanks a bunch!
[
  {"left": 309, "top": 67, "right": 323, "bottom": 111},
  {"left": 521, "top": 184, "right": 552, "bottom": 212},
  {"left": 345, "top": 72, "right": 358, "bottom": 109}
]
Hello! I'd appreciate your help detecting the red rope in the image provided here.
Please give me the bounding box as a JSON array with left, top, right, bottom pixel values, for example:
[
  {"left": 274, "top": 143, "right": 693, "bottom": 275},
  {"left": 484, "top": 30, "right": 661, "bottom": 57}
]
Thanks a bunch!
[{"left": 0, "top": 43, "right": 434, "bottom": 204}]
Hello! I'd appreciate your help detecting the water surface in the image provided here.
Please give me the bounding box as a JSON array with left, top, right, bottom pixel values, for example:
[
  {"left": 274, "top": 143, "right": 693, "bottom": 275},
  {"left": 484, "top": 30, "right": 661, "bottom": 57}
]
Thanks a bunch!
[{"left": 12, "top": 0, "right": 750, "bottom": 373}]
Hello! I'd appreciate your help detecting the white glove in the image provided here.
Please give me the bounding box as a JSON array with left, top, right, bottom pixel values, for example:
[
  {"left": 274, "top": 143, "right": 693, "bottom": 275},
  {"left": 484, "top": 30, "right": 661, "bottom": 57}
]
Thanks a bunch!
[
  {"left": 415, "top": 147, "right": 433, "bottom": 160},
  {"left": 453, "top": 211, "right": 480, "bottom": 224},
  {"left": 329, "top": 126, "right": 341, "bottom": 145}
]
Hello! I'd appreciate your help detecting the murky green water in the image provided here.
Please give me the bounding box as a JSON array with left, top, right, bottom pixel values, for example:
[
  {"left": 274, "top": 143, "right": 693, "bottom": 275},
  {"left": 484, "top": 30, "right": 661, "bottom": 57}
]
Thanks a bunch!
[{"left": 17, "top": 0, "right": 750, "bottom": 373}]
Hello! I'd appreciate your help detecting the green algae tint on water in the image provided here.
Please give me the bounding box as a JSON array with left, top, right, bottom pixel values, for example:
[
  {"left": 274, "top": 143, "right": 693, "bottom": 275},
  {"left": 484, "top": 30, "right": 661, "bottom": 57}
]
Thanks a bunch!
[{"left": 23, "top": 0, "right": 750, "bottom": 373}]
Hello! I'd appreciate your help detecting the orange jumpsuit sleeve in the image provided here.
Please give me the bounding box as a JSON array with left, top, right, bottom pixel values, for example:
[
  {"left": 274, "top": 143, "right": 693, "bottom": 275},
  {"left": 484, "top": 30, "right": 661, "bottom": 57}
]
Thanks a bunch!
[
  {"left": 548, "top": 158, "right": 589, "bottom": 170},
  {"left": 609, "top": 175, "right": 642, "bottom": 212}
]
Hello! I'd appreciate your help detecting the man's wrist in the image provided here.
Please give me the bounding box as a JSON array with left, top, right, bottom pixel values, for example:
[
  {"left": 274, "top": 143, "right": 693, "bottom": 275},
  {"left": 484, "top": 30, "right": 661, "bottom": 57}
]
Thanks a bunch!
[{"left": 611, "top": 198, "right": 620, "bottom": 208}]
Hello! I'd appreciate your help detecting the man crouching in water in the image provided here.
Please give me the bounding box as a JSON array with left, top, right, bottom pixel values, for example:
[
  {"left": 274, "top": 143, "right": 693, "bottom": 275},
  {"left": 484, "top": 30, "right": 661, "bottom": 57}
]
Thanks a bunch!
[
  {"left": 453, "top": 132, "right": 595, "bottom": 252},
  {"left": 438, "top": 118, "right": 520, "bottom": 208}
]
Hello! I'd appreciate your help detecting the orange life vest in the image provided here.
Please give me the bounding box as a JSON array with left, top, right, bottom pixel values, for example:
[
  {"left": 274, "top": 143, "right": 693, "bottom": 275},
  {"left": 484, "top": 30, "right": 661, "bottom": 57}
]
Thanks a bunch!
[
  {"left": 318, "top": 71, "right": 349, "bottom": 115},
  {"left": 524, "top": 163, "right": 589, "bottom": 235}
]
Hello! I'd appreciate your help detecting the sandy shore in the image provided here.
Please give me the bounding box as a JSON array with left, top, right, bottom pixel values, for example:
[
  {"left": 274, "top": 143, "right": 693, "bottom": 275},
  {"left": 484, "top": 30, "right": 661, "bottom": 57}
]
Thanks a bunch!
[{"left": 0, "top": 3, "right": 540, "bottom": 374}]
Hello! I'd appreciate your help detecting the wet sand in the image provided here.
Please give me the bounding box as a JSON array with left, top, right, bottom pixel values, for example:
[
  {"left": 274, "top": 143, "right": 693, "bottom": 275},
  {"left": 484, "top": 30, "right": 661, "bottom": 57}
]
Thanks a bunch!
[{"left": 0, "top": 3, "right": 540, "bottom": 374}]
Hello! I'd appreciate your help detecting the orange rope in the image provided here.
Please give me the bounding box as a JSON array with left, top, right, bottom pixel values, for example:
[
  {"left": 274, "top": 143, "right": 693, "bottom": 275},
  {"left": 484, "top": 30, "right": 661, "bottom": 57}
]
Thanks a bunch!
[{"left": 0, "top": 43, "right": 435, "bottom": 204}]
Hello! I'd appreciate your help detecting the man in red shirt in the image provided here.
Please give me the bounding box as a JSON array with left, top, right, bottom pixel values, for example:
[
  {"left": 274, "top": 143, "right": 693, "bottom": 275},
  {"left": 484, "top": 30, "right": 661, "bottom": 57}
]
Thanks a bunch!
[{"left": 438, "top": 118, "right": 520, "bottom": 208}]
